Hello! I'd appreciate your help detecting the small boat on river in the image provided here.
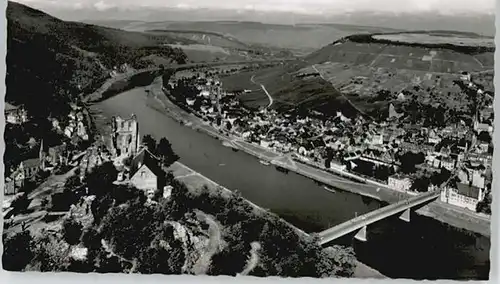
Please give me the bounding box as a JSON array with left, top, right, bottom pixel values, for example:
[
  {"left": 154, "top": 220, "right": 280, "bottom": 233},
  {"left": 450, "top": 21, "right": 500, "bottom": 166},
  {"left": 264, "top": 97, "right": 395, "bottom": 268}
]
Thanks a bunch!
[
  {"left": 260, "top": 160, "right": 270, "bottom": 166},
  {"left": 323, "top": 186, "right": 336, "bottom": 194}
]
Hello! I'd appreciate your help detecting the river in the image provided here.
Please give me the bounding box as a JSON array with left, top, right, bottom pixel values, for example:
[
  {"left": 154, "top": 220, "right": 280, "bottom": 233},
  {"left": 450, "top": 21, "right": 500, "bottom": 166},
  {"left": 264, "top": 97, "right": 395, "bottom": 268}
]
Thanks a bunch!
[{"left": 91, "top": 86, "right": 490, "bottom": 280}]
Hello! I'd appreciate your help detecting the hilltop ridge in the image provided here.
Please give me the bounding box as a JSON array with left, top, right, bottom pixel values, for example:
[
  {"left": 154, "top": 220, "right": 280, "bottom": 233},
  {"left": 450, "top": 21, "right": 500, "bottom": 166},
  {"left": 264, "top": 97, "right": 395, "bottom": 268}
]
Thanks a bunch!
[
  {"left": 6, "top": 0, "right": 188, "bottom": 118},
  {"left": 222, "top": 30, "right": 494, "bottom": 120}
]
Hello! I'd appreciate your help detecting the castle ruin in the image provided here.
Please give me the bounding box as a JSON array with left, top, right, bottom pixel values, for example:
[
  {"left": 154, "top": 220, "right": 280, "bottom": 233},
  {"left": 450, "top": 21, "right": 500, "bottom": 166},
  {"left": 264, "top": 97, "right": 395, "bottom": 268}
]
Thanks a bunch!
[{"left": 110, "top": 114, "right": 140, "bottom": 158}]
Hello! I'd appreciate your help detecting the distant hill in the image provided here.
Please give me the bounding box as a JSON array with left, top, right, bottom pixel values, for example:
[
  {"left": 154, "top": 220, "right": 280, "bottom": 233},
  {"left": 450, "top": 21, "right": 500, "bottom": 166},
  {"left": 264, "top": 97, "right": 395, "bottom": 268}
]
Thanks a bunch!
[
  {"left": 142, "top": 29, "right": 294, "bottom": 62},
  {"left": 222, "top": 31, "right": 494, "bottom": 119},
  {"left": 85, "top": 20, "right": 402, "bottom": 53},
  {"left": 6, "top": 1, "right": 189, "bottom": 118}
]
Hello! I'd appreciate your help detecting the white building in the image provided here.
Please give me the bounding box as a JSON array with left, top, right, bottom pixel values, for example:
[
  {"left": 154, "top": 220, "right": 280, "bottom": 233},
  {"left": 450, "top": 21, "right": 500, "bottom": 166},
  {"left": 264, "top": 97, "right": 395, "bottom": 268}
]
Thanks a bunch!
[
  {"left": 440, "top": 182, "right": 484, "bottom": 211},
  {"left": 260, "top": 140, "right": 271, "bottom": 149},
  {"left": 371, "top": 134, "right": 384, "bottom": 146},
  {"left": 388, "top": 174, "right": 413, "bottom": 192},
  {"left": 440, "top": 157, "right": 456, "bottom": 171},
  {"left": 186, "top": 98, "right": 196, "bottom": 106}
]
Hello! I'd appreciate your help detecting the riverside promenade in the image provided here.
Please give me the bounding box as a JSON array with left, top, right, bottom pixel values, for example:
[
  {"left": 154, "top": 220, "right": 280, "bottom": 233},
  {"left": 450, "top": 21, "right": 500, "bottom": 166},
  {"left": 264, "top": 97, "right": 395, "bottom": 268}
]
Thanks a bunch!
[{"left": 148, "top": 77, "right": 490, "bottom": 238}]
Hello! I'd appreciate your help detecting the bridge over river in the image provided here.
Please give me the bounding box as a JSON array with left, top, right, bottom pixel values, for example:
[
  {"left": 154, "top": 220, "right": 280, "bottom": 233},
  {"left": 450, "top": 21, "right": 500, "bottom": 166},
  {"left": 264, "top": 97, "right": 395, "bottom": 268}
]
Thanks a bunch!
[{"left": 317, "top": 189, "right": 441, "bottom": 245}]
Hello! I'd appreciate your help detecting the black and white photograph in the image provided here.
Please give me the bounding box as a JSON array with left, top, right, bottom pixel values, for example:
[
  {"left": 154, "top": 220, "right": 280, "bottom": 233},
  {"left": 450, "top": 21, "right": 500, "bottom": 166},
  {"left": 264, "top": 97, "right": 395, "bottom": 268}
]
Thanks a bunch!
[{"left": 2, "top": 0, "right": 495, "bottom": 280}]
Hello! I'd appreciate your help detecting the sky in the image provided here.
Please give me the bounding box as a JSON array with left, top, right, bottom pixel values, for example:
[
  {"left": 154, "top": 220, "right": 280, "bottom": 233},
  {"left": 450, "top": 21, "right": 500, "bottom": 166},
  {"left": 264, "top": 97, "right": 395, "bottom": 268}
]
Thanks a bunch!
[{"left": 16, "top": 0, "right": 496, "bottom": 14}]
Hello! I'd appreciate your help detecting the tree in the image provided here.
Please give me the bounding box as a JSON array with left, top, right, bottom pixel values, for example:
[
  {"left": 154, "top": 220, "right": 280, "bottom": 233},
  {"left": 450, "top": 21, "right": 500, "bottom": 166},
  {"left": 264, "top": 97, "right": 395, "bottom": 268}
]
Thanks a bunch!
[
  {"left": 142, "top": 135, "right": 157, "bottom": 153},
  {"left": 430, "top": 168, "right": 451, "bottom": 186},
  {"left": 156, "top": 137, "right": 179, "bottom": 167},
  {"left": 85, "top": 161, "right": 118, "bottom": 197},
  {"left": 399, "top": 152, "right": 425, "bottom": 174},
  {"left": 478, "top": 131, "right": 492, "bottom": 143},
  {"left": 411, "top": 176, "right": 431, "bottom": 192},
  {"left": 2, "top": 230, "right": 35, "bottom": 271},
  {"left": 99, "top": 196, "right": 155, "bottom": 260},
  {"left": 65, "top": 175, "right": 82, "bottom": 190},
  {"left": 476, "top": 190, "right": 492, "bottom": 215},
  {"left": 62, "top": 217, "right": 83, "bottom": 245},
  {"left": 31, "top": 234, "right": 70, "bottom": 272},
  {"left": 11, "top": 193, "right": 31, "bottom": 215}
]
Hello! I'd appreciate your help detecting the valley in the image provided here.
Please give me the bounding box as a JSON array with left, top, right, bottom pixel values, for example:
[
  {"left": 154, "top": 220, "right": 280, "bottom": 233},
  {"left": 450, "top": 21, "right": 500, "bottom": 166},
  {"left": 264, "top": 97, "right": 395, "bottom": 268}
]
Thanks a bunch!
[{"left": 2, "top": 0, "right": 494, "bottom": 280}]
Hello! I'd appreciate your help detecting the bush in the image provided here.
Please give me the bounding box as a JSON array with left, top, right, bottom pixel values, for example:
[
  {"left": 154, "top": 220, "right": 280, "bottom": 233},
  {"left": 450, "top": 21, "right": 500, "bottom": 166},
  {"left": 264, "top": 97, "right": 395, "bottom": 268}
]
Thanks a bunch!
[
  {"left": 62, "top": 217, "right": 83, "bottom": 245},
  {"left": 2, "top": 230, "right": 35, "bottom": 271}
]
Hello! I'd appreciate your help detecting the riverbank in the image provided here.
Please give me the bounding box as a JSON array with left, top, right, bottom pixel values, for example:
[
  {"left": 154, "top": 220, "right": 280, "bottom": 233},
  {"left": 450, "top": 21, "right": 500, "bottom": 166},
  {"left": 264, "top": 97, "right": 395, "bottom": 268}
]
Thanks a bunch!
[
  {"left": 167, "top": 161, "right": 386, "bottom": 279},
  {"left": 91, "top": 82, "right": 490, "bottom": 279},
  {"left": 87, "top": 77, "right": 386, "bottom": 278},
  {"left": 148, "top": 78, "right": 490, "bottom": 238}
]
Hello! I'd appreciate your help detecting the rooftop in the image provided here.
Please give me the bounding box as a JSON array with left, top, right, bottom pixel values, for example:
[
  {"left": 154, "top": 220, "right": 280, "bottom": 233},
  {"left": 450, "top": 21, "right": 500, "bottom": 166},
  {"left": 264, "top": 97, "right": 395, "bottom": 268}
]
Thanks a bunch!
[
  {"left": 454, "top": 182, "right": 481, "bottom": 199},
  {"left": 22, "top": 158, "right": 40, "bottom": 168},
  {"left": 130, "top": 148, "right": 164, "bottom": 178},
  {"left": 5, "top": 102, "right": 18, "bottom": 111}
]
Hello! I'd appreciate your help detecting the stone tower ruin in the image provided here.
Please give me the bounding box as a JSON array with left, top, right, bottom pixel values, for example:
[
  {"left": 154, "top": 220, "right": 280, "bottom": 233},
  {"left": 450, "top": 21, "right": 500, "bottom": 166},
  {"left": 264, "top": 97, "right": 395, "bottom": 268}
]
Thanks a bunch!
[{"left": 111, "top": 114, "right": 140, "bottom": 158}]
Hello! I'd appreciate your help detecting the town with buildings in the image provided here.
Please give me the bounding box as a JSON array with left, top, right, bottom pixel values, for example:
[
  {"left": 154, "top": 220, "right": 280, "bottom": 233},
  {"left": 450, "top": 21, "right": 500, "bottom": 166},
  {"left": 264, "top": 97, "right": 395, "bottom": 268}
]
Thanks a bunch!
[{"left": 166, "top": 70, "right": 493, "bottom": 214}]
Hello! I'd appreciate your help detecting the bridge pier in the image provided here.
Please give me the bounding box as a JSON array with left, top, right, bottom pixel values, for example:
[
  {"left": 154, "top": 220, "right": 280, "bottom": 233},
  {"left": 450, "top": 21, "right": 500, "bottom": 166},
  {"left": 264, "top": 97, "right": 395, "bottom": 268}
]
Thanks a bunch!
[
  {"left": 354, "top": 226, "right": 367, "bottom": 242},
  {"left": 399, "top": 208, "right": 411, "bottom": 222}
]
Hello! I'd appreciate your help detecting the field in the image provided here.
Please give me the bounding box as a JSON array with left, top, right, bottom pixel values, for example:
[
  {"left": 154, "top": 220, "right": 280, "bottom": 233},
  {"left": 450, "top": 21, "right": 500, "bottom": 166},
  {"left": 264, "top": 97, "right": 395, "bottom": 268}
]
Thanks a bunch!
[
  {"left": 311, "top": 61, "right": 473, "bottom": 114},
  {"left": 165, "top": 43, "right": 248, "bottom": 63},
  {"left": 373, "top": 33, "right": 495, "bottom": 47},
  {"left": 206, "top": 30, "right": 493, "bottom": 117},
  {"left": 473, "top": 52, "right": 495, "bottom": 68},
  {"left": 148, "top": 30, "right": 249, "bottom": 49},
  {"left": 308, "top": 41, "right": 492, "bottom": 74}
]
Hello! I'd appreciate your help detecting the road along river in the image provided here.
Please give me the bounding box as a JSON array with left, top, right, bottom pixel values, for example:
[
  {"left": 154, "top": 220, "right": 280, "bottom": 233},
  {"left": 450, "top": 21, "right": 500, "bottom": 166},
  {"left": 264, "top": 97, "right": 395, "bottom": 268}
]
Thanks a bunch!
[{"left": 90, "top": 86, "right": 490, "bottom": 280}]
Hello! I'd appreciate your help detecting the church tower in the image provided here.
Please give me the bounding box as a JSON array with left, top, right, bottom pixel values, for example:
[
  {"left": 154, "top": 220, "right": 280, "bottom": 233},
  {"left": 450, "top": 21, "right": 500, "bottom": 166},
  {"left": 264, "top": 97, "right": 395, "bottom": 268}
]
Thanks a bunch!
[{"left": 39, "top": 139, "right": 46, "bottom": 170}]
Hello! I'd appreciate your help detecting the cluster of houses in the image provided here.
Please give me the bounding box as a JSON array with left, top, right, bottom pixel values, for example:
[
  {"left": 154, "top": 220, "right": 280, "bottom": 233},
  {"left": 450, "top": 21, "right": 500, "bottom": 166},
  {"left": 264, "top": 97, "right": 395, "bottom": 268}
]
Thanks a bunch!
[
  {"left": 4, "top": 109, "right": 172, "bottom": 227},
  {"left": 170, "top": 71, "right": 493, "bottom": 213},
  {"left": 109, "top": 63, "right": 133, "bottom": 78},
  {"left": 50, "top": 103, "right": 90, "bottom": 142},
  {"left": 5, "top": 103, "right": 29, "bottom": 125},
  {"left": 4, "top": 140, "right": 70, "bottom": 196},
  {"left": 4, "top": 102, "right": 92, "bottom": 197}
]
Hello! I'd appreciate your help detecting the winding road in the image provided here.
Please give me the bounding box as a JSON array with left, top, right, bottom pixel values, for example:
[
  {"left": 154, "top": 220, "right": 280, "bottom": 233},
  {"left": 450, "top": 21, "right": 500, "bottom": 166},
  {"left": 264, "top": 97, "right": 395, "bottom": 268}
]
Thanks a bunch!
[{"left": 250, "top": 75, "right": 274, "bottom": 108}]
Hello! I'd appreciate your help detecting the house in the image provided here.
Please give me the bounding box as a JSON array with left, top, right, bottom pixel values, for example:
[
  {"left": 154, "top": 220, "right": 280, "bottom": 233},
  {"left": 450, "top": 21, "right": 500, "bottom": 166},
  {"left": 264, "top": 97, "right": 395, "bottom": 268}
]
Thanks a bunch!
[
  {"left": 432, "top": 157, "right": 442, "bottom": 169},
  {"left": 7, "top": 158, "right": 41, "bottom": 193},
  {"left": 50, "top": 118, "right": 61, "bottom": 131},
  {"left": 440, "top": 157, "right": 456, "bottom": 171},
  {"left": 260, "top": 140, "right": 272, "bottom": 149},
  {"left": 370, "top": 134, "right": 384, "bottom": 146},
  {"left": 474, "top": 120, "right": 493, "bottom": 134},
  {"left": 186, "top": 98, "right": 196, "bottom": 106},
  {"left": 4, "top": 176, "right": 19, "bottom": 196},
  {"left": 5, "top": 103, "right": 28, "bottom": 124},
  {"left": 20, "top": 158, "right": 41, "bottom": 180},
  {"left": 129, "top": 148, "right": 166, "bottom": 194},
  {"left": 329, "top": 160, "right": 346, "bottom": 171},
  {"left": 41, "top": 143, "right": 69, "bottom": 171},
  {"left": 460, "top": 72, "right": 471, "bottom": 81},
  {"left": 388, "top": 103, "right": 403, "bottom": 120},
  {"left": 427, "top": 129, "right": 441, "bottom": 145},
  {"left": 458, "top": 165, "right": 486, "bottom": 189},
  {"left": 477, "top": 143, "right": 489, "bottom": 154},
  {"left": 440, "top": 182, "right": 484, "bottom": 211},
  {"left": 76, "top": 112, "right": 85, "bottom": 122},
  {"left": 388, "top": 174, "right": 413, "bottom": 192},
  {"left": 77, "top": 121, "right": 88, "bottom": 140}
]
